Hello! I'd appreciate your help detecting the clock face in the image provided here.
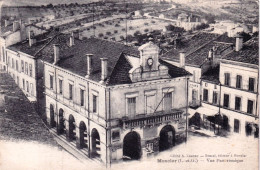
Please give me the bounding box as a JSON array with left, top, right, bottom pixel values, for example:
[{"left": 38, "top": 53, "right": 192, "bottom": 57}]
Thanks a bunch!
[{"left": 147, "top": 58, "right": 153, "bottom": 66}]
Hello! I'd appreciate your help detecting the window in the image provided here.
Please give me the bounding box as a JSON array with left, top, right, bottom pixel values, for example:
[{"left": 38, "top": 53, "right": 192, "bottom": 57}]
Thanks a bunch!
[
  {"left": 248, "top": 78, "right": 255, "bottom": 91},
  {"left": 247, "top": 100, "right": 254, "bottom": 114},
  {"left": 203, "top": 89, "right": 208, "bottom": 102},
  {"left": 69, "top": 84, "right": 73, "bottom": 100},
  {"left": 22, "top": 79, "right": 25, "bottom": 90},
  {"left": 234, "top": 119, "right": 240, "bottom": 133},
  {"left": 16, "top": 60, "right": 18, "bottom": 71},
  {"left": 193, "top": 70, "right": 196, "bottom": 82},
  {"left": 212, "top": 91, "right": 218, "bottom": 104},
  {"left": 21, "top": 60, "right": 24, "bottom": 72},
  {"left": 146, "top": 95, "right": 156, "bottom": 114},
  {"left": 26, "top": 81, "right": 29, "bottom": 92},
  {"left": 29, "top": 64, "right": 32, "bottom": 77},
  {"left": 235, "top": 97, "right": 241, "bottom": 111},
  {"left": 236, "top": 75, "right": 242, "bottom": 89},
  {"left": 112, "top": 130, "right": 120, "bottom": 141},
  {"left": 12, "top": 58, "right": 14, "bottom": 68},
  {"left": 224, "top": 73, "right": 230, "bottom": 86},
  {"left": 17, "top": 76, "right": 19, "bottom": 86},
  {"left": 127, "top": 97, "right": 136, "bottom": 117},
  {"left": 80, "top": 89, "right": 85, "bottom": 106},
  {"left": 93, "top": 95, "right": 97, "bottom": 113},
  {"left": 223, "top": 94, "right": 229, "bottom": 108},
  {"left": 50, "top": 75, "right": 53, "bottom": 89},
  {"left": 2, "top": 47, "right": 5, "bottom": 62},
  {"left": 163, "top": 92, "right": 172, "bottom": 112},
  {"left": 25, "top": 62, "right": 28, "bottom": 75},
  {"left": 59, "top": 79, "right": 63, "bottom": 94},
  {"left": 30, "top": 83, "right": 34, "bottom": 96}
]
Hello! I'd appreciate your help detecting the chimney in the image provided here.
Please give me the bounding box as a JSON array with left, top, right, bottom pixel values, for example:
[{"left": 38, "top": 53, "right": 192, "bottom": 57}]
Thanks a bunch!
[
  {"left": 29, "top": 30, "right": 36, "bottom": 47},
  {"left": 85, "top": 54, "right": 93, "bottom": 78},
  {"left": 69, "top": 33, "right": 75, "bottom": 47},
  {"left": 100, "top": 58, "right": 108, "bottom": 83},
  {"left": 235, "top": 35, "right": 243, "bottom": 51},
  {"left": 78, "top": 31, "right": 83, "bottom": 40},
  {"left": 208, "top": 49, "right": 213, "bottom": 59},
  {"left": 53, "top": 44, "right": 60, "bottom": 64},
  {"left": 13, "top": 21, "right": 20, "bottom": 32},
  {"left": 19, "top": 19, "right": 22, "bottom": 26},
  {"left": 5, "top": 20, "right": 10, "bottom": 27},
  {"left": 179, "top": 50, "right": 186, "bottom": 68}
]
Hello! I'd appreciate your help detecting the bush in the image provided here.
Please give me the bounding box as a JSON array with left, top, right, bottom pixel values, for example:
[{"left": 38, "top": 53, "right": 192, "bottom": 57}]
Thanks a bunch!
[
  {"left": 122, "top": 28, "right": 126, "bottom": 31},
  {"left": 151, "top": 20, "right": 156, "bottom": 24},
  {"left": 106, "top": 31, "right": 111, "bottom": 35},
  {"left": 129, "top": 26, "right": 134, "bottom": 30},
  {"left": 114, "top": 30, "right": 118, "bottom": 34},
  {"left": 120, "top": 35, "right": 125, "bottom": 40},
  {"left": 144, "top": 22, "right": 149, "bottom": 26},
  {"left": 144, "top": 28, "right": 149, "bottom": 32},
  {"left": 115, "top": 23, "right": 120, "bottom": 27},
  {"left": 98, "top": 33, "right": 104, "bottom": 37},
  {"left": 134, "top": 30, "right": 141, "bottom": 37}
]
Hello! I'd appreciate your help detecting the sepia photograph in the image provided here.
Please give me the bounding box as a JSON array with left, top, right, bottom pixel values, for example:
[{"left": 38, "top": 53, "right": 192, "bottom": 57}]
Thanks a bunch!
[{"left": 0, "top": 0, "right": 258, "bottom": 169}]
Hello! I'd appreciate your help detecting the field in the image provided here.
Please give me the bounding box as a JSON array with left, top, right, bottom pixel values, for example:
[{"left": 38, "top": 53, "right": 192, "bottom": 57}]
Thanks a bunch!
[{"left": 81, "top": 18, "right": 172, "bottom": 42}]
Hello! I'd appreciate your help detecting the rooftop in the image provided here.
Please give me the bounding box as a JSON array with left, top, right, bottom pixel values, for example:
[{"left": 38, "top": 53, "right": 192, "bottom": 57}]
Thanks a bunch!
[
  {"left": 161, "top": 32, "right": 220, "bottom": 63},
  {"left": 222, "top": 37, "right": 259, "bottom": 65},
  {"left": 185, "top": 41, "right": 233, "bottom": 66},
  {"left": 161, "top": 32, "right": 234, "bottom": 67},
  {"left": 9, "top": 32, "right": 190, "bottom": 85}
]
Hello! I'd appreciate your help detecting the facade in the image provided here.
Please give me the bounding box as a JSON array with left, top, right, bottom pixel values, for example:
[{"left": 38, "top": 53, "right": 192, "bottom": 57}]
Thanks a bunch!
[
  {"left": 0, "top": 20, "right": 46, "bottom": 71},
  {"left": 161, "top": 32, "right": 235, "bottom": 109},
  {"left": 41, "top": 36, "right": 190, "bottom": 165},
  {"left": 200, "top": 36, "right": 259, "bottom": 136}
]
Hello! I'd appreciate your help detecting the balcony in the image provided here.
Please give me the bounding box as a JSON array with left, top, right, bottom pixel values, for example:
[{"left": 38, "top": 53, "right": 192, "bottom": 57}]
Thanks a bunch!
[
  {"left": 121, "top": 109, "right": 183, "bottom": 129},
  {"left": 189, "top": 100, "right": 201, "bottom": 109}
]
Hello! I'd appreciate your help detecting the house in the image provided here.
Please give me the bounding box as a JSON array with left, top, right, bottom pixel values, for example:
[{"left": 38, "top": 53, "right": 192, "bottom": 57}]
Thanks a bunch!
[
  {"left": 2, "top": 30, "right": 191, "bottom": 165},
  {"left": 43, "top": 37, "right": 191, "bottom": 165},
  {"left": 200, "top": 36, "right": 259, "bottom": 137},
  {"left": 0, "top": 20, "right": 47, "bottom": 71}
]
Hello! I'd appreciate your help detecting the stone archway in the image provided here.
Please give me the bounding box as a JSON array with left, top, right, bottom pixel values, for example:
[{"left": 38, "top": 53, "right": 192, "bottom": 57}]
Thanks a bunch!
[
  {"left": 79, "top": 121, "right": 88, "bottom": 149},
  {"left": 68, "top": 114, "right": 76, "bottom": 141},
  {"left": 159, "top": 125, "right": 175, "bottom": 152},
  {"left": 123, "top": 131, "right": 142, "bottom": 161},
  {"left": 91, "top": 128, "right": 101, "bottom": 158},
  {"left": 50, "top": 104, "right": 56, "bottom": 128},
  {"left": 58, "top": 108, "right": 66, "bottom": 135}
]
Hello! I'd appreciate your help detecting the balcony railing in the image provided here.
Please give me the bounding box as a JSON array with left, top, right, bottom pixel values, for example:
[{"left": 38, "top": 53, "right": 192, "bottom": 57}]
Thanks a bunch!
[{"left": 121, "top": 109, "right": 183, "bottom": 129}]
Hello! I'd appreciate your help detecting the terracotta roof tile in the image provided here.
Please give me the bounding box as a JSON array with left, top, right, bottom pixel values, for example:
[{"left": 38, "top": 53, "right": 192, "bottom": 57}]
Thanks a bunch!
[{"left": 223, "top": 37, "right": 259, "bottom": 65}]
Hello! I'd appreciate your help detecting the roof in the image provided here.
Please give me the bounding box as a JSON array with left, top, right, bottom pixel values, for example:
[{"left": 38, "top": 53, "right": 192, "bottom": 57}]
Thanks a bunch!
[
  {"left": 8, "top": 29, "right": 60, "bottom": 57},
  {"left": 107, "top": 55, "right": 191, "bottom": 85},
  {"left": 201, "top": 66, "right": 220, "bottom": 84},
  {"left": 222, "top": 37, "right": 259, "bottom": 65},
  {"left": 161, "top": 32, "right": 220, "bottom": 64},
  {"left": 9, "top": 31, "right": 190, "bottom": 85},
  {"left": 184, "top": 41, "right": 233, "bottom": 66},
  {"left": 56, "top": 37, "right": 140, "bottom": 83},
  {"left": 0, "top": 24, "right": 14, "bottom": 35},
  {"left": 161, "top": 32, "right": 233, "bottom": 66},
  {"left": 215, "top": 33, "right": 236, "bottom": 44}
]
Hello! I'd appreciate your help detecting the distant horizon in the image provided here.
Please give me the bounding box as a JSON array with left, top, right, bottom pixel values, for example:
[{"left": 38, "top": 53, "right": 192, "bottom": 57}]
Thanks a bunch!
[{"left": 1, "top": 0, "right": 101, "bottom": 7}]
